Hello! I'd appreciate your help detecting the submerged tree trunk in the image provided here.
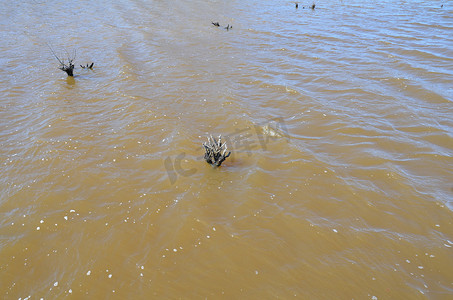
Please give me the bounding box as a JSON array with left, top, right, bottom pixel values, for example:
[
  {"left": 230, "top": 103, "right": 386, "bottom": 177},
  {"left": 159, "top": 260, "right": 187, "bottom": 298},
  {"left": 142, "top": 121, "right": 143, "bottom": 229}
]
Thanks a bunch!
[{"left": 60, "top": 63, "right": 75, "bottom": 76}]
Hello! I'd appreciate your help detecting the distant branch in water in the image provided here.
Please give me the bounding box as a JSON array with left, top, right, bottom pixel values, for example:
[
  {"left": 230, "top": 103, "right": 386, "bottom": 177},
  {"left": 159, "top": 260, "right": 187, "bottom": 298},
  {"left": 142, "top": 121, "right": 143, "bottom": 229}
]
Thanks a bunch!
[
  {"left": 80, "top": 62, "right": 94, "bottom": 69},
  {"left": 211, "top": 21, "right": 232, "bottom": 31},
  {"left": 48, "top": 44, "right": 75, "bottom": 77},
  {"left": 203, "top": 135, "right": 231, "bottom": 167},
  {"left": 299, "top": 3, "right": 315, "bottom": 9}
]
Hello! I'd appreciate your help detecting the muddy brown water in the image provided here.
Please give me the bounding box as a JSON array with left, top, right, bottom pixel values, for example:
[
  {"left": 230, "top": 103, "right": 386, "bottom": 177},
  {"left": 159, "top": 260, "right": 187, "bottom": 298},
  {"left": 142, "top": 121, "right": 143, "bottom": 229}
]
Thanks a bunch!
[{"left": 1, "top": 0, "right": 452, "bottom": 299}]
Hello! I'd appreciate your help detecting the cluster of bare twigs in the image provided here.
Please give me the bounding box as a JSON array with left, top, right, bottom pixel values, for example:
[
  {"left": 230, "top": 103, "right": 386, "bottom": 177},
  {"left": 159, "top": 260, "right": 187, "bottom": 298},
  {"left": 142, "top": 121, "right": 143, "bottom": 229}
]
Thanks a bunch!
[
  {"left": 203, "top": 135, "right": 231, "bottom": 167},
  {"left": 48, "top": 43, "right": 93, "bottom": 77}
]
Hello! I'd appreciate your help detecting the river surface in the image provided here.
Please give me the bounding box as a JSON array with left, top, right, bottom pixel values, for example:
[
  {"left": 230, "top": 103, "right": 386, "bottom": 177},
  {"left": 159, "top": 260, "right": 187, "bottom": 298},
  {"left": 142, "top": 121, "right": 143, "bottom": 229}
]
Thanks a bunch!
[{"left": 1, "top": 0, "right": 452, "bottom": 299}]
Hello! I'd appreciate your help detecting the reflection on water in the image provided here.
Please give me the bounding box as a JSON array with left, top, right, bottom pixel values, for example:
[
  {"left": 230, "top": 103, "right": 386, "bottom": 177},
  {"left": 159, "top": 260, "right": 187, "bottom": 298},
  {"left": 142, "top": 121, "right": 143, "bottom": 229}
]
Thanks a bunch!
[{"left": 1, "top": 0, "right": 452, "bottom": 298}]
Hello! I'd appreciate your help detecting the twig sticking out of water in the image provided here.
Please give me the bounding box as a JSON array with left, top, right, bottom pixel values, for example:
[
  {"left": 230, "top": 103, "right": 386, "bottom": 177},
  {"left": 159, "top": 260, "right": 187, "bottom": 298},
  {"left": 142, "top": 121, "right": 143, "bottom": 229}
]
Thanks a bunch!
[
  {"left": 203, "top": 135, "right": 231, "bottom": 167},
  {"left": 211, "top": 22, "right": 232, "bottom": 31},
  {"left": 300, "top": 3, "right": 315, "bottom": 9},
  {"left": 80, "top": 62, "right": 94, "bottom": 69},
  {"left": 296, "top": 3, "right": 299, "bottom": 9},
  {"left": 48, "top": 44, "right": 75, "bottom": 77}
]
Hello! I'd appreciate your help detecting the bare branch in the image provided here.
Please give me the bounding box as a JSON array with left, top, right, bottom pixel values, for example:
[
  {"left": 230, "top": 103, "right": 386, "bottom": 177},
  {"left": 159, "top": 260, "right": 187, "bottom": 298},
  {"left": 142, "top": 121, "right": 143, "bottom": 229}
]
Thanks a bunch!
[{"left": 47, "top": 43, "right": 65, "bottom": 66}]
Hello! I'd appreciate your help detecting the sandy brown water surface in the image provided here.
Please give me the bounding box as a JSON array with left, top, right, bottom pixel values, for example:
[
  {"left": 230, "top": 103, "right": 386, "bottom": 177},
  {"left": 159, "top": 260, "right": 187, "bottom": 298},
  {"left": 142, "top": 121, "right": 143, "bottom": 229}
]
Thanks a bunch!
[{"left": 1, "top": 0, "right": 453, "bottom": 299}]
